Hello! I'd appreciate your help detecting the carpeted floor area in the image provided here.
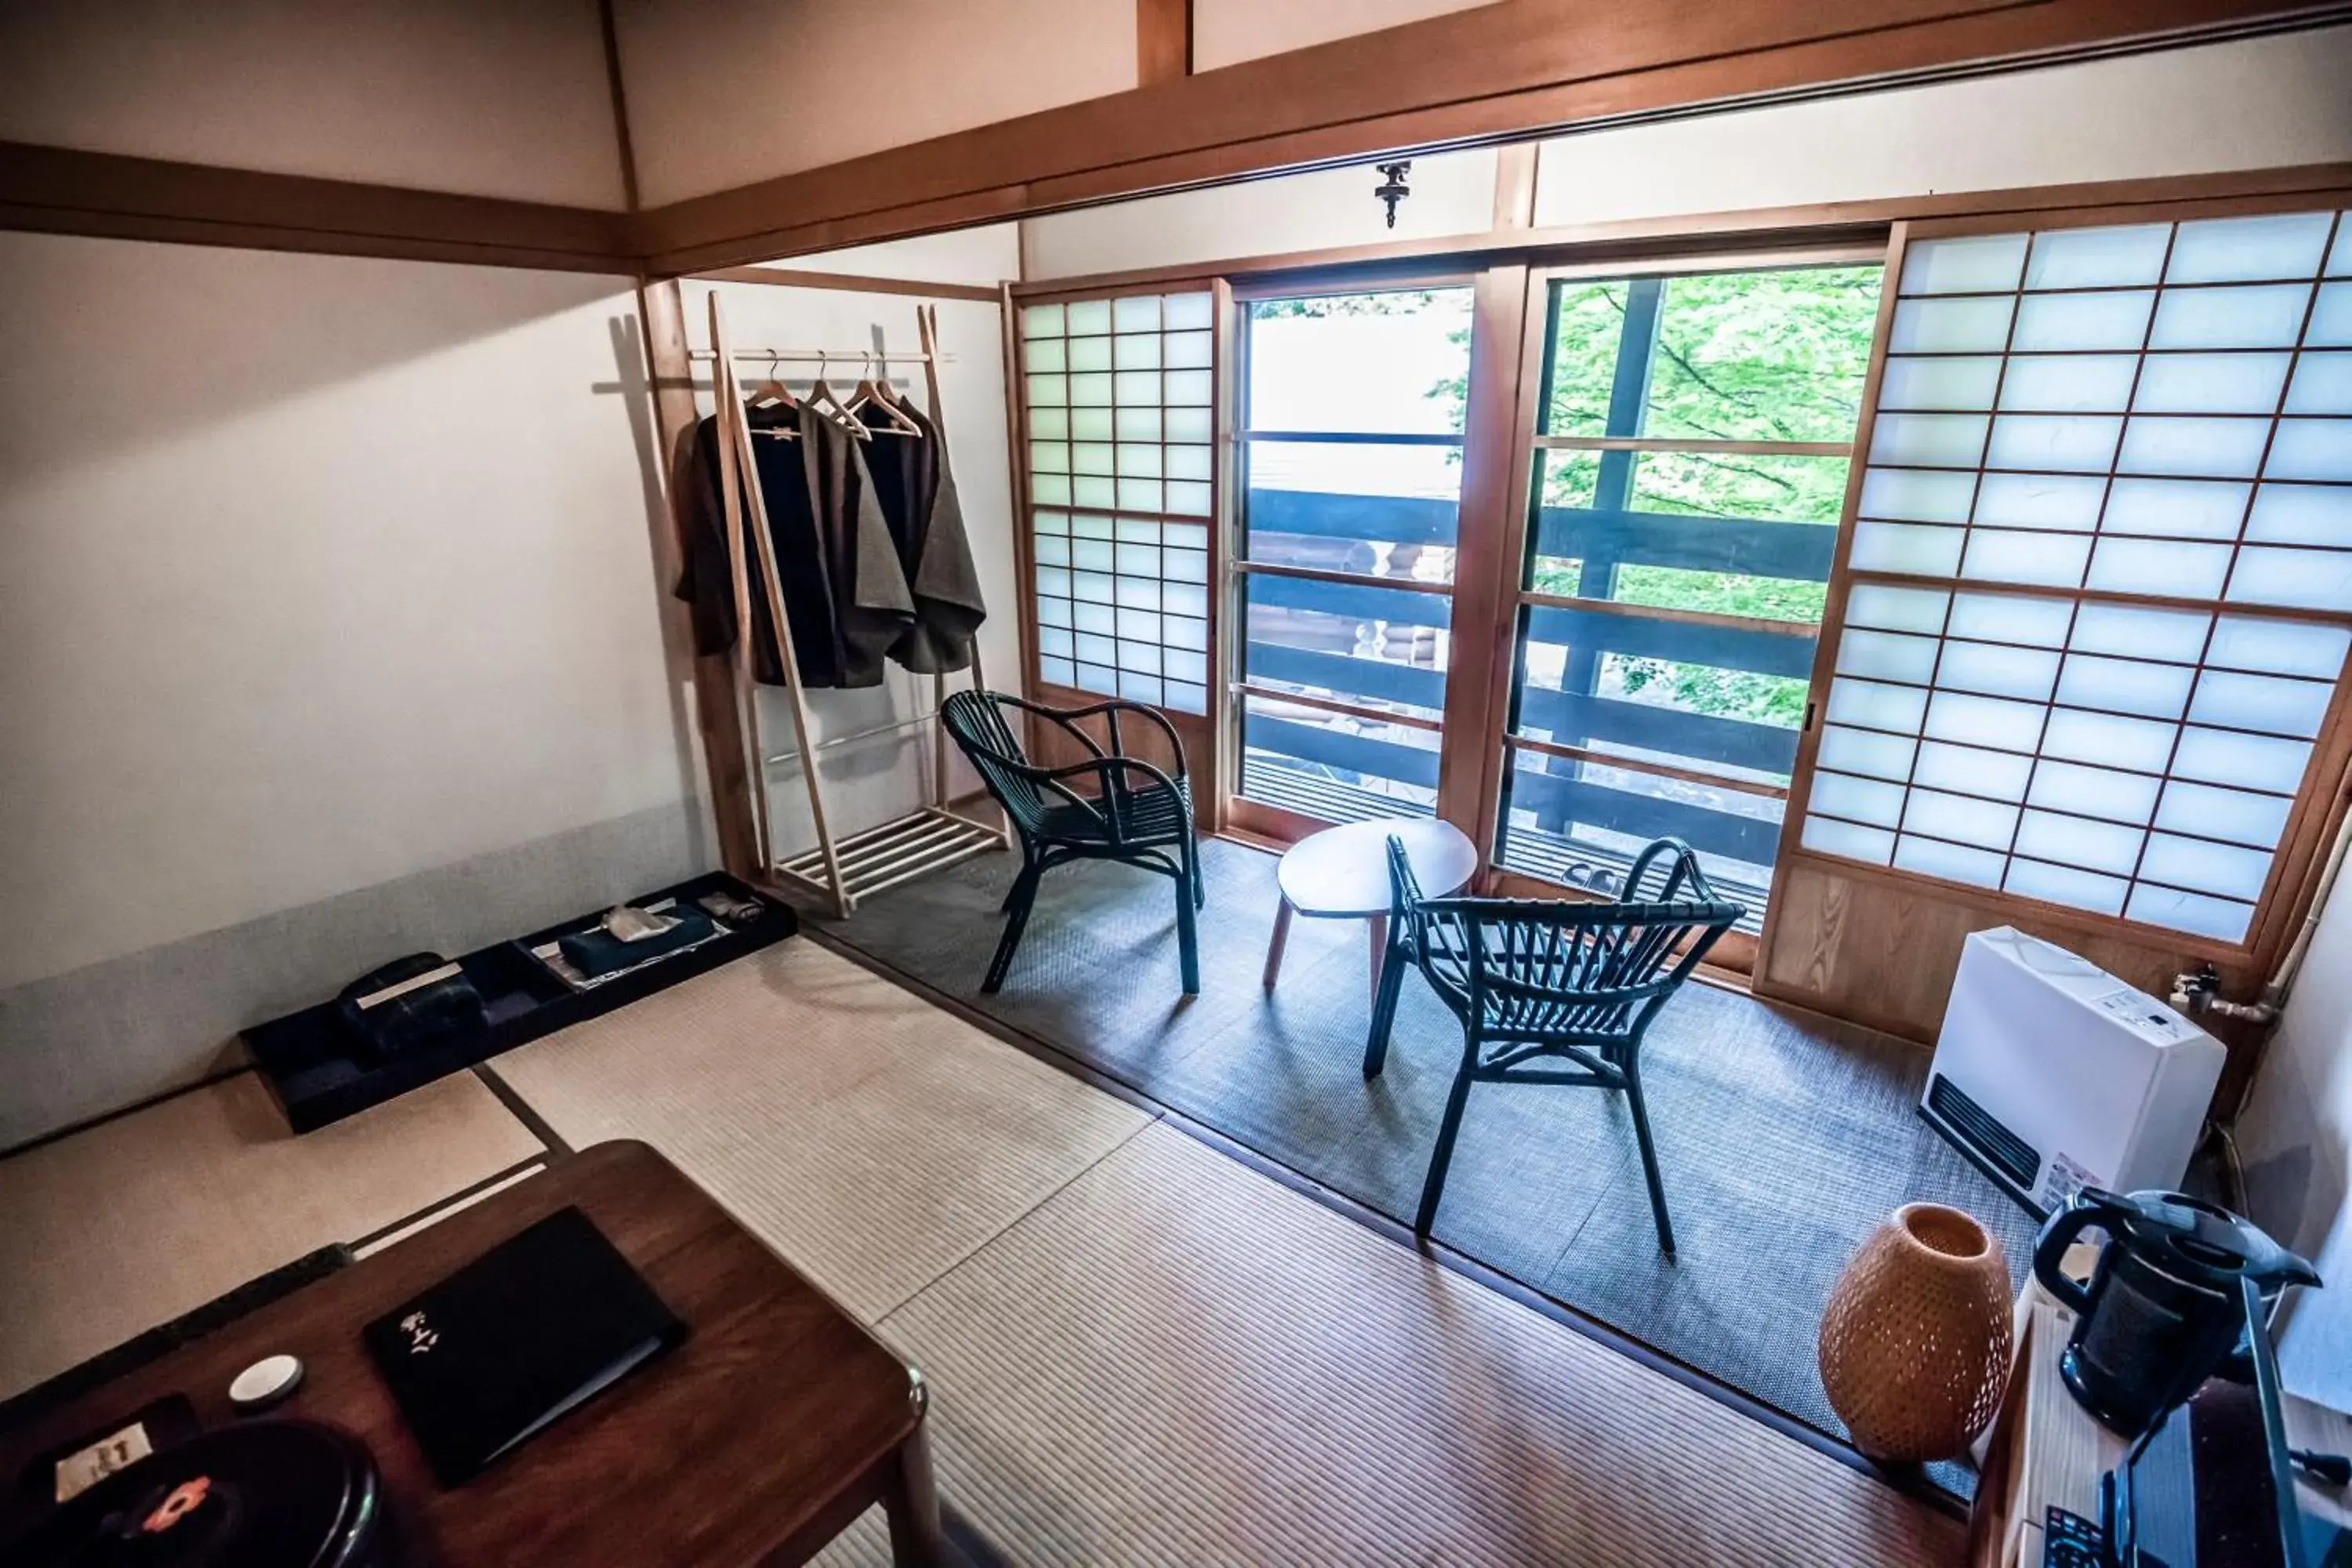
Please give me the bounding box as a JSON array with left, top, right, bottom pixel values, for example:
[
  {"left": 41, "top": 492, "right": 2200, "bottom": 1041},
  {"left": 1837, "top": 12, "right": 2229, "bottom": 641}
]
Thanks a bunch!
[{"left": 825, "top": 834, "right": 2042, "bottom": 1483}]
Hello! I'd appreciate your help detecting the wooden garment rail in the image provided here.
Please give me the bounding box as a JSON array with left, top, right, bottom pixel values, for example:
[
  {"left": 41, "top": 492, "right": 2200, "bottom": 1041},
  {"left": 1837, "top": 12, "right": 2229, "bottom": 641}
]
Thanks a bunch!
[{"left": 703, "top": 293, "right": 1009, "bottom": 919}]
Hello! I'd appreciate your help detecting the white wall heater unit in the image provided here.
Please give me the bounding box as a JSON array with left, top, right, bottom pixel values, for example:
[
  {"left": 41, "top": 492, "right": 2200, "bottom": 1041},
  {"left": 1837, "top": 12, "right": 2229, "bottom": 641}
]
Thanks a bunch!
[{"left": 1922, "top": 927, "right": 2227, "bottom": 1217}]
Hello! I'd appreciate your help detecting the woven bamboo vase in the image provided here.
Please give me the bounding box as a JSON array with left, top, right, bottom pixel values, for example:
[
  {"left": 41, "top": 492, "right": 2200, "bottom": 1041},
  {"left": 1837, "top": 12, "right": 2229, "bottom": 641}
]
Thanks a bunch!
[{"left": 1817, "top": 1202, "right": 2013, "bottom": 1462}]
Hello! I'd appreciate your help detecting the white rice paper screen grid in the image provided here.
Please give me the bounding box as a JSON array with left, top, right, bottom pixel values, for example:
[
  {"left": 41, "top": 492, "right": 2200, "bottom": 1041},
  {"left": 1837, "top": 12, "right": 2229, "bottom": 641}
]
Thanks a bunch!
[
  {"left": 1805, "top": 211, "right": 2352, "bottom": 944},
  {"left": 1023, "top": 292, "right": 1217, "bottom": 713}
]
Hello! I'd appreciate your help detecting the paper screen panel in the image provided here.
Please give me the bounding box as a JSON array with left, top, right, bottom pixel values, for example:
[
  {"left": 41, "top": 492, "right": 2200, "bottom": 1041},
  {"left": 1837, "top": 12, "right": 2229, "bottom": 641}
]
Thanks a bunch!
[
  {"left": 1025, "top": 291, "right": 1217, "bottom": 713},
  {"left": 1810, "top": 205, "right": 2352, "bottom": 946}
]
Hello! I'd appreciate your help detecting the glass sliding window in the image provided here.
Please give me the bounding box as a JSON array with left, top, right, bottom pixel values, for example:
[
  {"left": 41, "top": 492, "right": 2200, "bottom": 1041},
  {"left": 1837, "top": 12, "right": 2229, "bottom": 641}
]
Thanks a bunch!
[
  {"left": 1232, "top": 286, "right": 1472, "bottom": 822},
  {"left": 1022, "top": 290, "right": 1217, "bottom": 713},
  {"left": 1501, "top": 261, "right": 1886, "bottom": 913},
  {"left": 1801, "top": 209, "right": 2352, "bottom": 947}
]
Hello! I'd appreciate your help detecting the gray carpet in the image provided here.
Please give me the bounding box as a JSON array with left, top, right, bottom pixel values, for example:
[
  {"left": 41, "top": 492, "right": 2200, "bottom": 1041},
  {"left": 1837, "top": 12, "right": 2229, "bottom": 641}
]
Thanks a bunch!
[{"left": 826, "top": 836, "right": 2040, "bottom": 1490}]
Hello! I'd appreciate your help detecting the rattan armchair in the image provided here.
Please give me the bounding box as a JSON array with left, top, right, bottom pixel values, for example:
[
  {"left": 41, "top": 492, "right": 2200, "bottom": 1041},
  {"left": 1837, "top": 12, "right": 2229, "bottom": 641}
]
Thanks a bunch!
[
  {"left": 1365, "top": 835, "right": 1744, "bottom": 1255},
  {"left": 941, "top": 690, "right": 1203, "bottom": 996}
]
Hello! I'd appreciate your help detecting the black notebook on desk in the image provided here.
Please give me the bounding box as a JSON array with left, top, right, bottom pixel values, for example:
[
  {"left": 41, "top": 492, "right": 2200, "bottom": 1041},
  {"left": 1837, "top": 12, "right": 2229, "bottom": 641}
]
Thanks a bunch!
[{"left": 363, "top": 1206, "right": 686, "bottom": 1486}]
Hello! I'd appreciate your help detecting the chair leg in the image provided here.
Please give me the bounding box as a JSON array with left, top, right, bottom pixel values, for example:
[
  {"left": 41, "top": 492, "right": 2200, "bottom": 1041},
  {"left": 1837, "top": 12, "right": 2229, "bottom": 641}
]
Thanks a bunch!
[
  {"left": 999, "top": 844, "right": 1032, "bottom": 913},
  {"left": 1173, "top": 852, "right": 1200, "bottom": 996},
  {"left": 1167, "top": 846, "right": 1204, "bottom": 992},
  {"left": 1414, "top": 1054, "right": 1477, "bottom": 1238},
  {"left": 1190, "top": 838, "right": 1206, "bottom": 910},
  {"left": 1623, "top": 1061, "right": 1677, "bottom": 1258},
  {"left": 982, "top": 864, "right": 1042, "bottom": 993},
  {"left": 1362, "top": 938, "right": 1406, "bottom": 1077}
]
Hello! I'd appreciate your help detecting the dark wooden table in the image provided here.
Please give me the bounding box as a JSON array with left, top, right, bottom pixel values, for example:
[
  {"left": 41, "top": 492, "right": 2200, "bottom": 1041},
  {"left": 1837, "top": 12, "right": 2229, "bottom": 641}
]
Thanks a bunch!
[{"left": 0, "top": 1140, "right": 942, "bottom": 1566}]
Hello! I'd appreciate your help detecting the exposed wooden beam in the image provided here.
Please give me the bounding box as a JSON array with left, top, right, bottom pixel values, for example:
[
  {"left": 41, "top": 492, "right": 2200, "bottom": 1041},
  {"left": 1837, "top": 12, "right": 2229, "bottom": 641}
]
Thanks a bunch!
[
  {"left": 632, "top": 0, "right": 2342, "bottom": 274},
  {"left": 1137, "top": 0, "right": 1192, "bottom": 87},
  {"left": 688, "top": 266, "right": 1003, "bottom": 303},
  {"left": 638, "top": 278, "right": 764, "bottom": 883},
  {"left": 1492, "top": 143, "right": 1539, "bottom": 230},
  {"left": 0, "top": 140, "right": 632, "bottom": 272},
  {"left": 597, "top": 0, "right": 642, "bottom": 212}
]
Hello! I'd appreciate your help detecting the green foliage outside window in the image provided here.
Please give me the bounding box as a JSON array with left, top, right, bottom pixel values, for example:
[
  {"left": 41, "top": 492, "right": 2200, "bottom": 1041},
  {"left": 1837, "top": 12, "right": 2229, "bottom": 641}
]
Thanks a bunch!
[{"left": 1525, "top": 267, "right": 1881, "bottom": 727}]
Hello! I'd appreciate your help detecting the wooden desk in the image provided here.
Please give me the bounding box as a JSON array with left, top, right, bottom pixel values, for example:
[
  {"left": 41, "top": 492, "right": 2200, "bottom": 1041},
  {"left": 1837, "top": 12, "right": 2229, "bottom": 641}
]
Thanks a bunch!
[
  {"left": 1969, "top": 1275, "right": 2347, "bottom": 1568},
  {"left": 0, "top": 1141, "right": 942, "bottom": 1566}
]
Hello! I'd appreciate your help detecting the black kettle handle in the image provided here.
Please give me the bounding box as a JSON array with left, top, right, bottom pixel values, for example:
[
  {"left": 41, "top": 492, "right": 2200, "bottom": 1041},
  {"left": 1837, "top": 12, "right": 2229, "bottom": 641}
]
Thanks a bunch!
[{"left": 2034, "top": 1191, "right": 2123, "bottom": 1313}]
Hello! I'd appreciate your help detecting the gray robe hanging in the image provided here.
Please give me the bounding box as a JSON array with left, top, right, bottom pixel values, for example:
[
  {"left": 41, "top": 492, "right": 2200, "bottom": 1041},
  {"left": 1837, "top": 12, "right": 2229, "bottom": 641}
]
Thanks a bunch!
[
  {"left": 888, "top": 401, "right": 988, "bottom": 673},
  {"left": 807, "top": 412, "right": 916, "bottom": 688}
]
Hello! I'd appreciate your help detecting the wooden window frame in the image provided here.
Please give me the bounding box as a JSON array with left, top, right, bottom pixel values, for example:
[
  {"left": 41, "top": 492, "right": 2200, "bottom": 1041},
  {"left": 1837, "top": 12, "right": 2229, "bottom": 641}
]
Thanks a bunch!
[
  {"left": 1223, "top": 270, "right": 1479, "bottom": 842},
  {"left": 1757, "top": 190, "right": 2352, "bottom": 1044},
  {"left": 993, "top": 168, "right": 2352, "bottom": 1060},
  {"left": 1468, "top": 245, "right": 1886, "bottom": 935}
]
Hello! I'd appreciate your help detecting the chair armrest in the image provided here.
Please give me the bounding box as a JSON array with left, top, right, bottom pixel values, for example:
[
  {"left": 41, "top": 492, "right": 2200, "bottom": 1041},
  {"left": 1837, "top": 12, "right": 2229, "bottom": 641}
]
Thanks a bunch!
[
  {"left": 1038, "top": 753, "right": 1188, "bottom": 803},
  {"left": 1622, "top": 837, "right": 1720, "bottom": 906}
]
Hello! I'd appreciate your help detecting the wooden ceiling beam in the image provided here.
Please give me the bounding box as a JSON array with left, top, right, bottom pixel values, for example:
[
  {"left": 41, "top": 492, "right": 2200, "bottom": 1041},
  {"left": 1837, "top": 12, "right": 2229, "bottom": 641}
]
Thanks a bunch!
[
  {"left": 0, "top": 140, "right": 633, "bottom": 272},
  {"left": 632, "top": 0, "right": 2344, "bottom": 274},
  {"left": 2, "top": 1, "right": 2339, "bottom": 278}
]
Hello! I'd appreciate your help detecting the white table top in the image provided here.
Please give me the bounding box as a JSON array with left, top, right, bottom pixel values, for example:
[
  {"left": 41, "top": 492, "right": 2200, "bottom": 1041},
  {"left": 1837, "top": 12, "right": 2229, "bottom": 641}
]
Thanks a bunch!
[{"left": 1276, "top": 816, "right": 1479, "bottom": 919}]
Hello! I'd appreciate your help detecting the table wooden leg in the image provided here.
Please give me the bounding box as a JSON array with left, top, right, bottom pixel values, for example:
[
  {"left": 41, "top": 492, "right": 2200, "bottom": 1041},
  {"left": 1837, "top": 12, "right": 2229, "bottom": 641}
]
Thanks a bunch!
[
  {"left": 1262, "top": 898, "right": 1294, "bottom": 991},
  {"left": 1367, "top": 913, "right": 1388, "bottom": 1004},
  {"left": 882, "top": 1421, "right": 945, "bottom": 1567}
]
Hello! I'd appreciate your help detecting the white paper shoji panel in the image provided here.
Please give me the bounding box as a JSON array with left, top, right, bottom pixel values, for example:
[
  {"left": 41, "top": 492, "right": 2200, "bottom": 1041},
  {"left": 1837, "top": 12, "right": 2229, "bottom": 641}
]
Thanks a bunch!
[
  {"left": 1807, "top": 209, "right": 2352, "bottom": 945},
  {"left": 1022, "top": 292, "right": 1216, "bottom": 712}
]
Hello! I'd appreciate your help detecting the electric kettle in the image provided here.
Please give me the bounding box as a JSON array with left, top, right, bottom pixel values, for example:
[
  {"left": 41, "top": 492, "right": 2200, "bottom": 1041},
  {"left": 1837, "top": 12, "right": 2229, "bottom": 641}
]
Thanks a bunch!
[{"left": 2033, "top": 1188, "right": 2318, "bottom": 1436}]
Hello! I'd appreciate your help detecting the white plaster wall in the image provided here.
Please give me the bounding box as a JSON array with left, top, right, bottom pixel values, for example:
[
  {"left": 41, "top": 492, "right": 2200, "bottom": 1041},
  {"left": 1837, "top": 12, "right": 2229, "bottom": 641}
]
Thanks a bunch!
[
  {"left": 779, "top": 225, "right": 1022, "bottom": 287},
  {"left": 614, "top": 0, "right": 1135, "bottom": 209},
  {"left": 0, "top": 0, "right": 628, "bottom": 209},
  {"left": 1192, "top": 0, "right": 1502, "bottom": 71},
  {"left": 0, "top": 234, "right": 690, "bottom": 989},
  {"left": 0, "top": 232, "right": 701, "bottom": 1142},
  {"left": 1021, "top": 147, "right": 1500, "bottom": 281},
  {"left": 1534, "top": 27, "right": 2352, "bottom": 228},
  {"left": 679, "top": 262, "right": 1018, "bottom": 851}
]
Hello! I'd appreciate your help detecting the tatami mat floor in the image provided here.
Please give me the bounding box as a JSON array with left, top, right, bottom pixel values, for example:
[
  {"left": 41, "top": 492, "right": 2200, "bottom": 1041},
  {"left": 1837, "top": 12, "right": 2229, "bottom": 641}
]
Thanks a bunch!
[
  {"left": 1, "top": 941, "right": 1962, "bottom": 1565},
  {"left": 0, "top": 1069, "right": 544, "bottom": 1400}
]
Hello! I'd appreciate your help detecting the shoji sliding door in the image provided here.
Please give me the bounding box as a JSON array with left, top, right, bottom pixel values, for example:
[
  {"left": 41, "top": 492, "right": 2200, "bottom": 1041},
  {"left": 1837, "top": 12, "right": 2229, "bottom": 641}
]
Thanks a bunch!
[
  {"left": 1012, "top": 283, "right": 1229, "bottom": 798},
  {"left": 1768, "top": 205, "right": 2352, "bottom": 1022}
]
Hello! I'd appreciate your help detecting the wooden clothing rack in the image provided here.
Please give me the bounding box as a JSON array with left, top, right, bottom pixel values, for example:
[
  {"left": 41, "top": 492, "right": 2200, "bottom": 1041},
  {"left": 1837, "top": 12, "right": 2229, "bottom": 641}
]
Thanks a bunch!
[{"left": 703, "top": 292, "right": 1006, "bottom": 918}]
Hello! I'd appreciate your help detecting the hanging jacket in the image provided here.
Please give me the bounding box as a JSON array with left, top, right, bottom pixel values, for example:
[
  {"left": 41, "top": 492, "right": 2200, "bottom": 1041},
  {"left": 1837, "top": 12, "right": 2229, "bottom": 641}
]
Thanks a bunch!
[
  {"left": 670, "top": 402, "right": 848, "bottom": 688},
  {"left": 879, "top": 401, "right": 987, "bottom": 673},
  {"left": 805, "top": 410, "right": 916, "bottom": 688}
]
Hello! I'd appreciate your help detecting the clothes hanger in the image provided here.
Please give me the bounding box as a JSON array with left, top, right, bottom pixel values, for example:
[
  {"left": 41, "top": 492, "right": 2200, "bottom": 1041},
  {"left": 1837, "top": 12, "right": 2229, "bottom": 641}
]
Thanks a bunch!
[
  {"left": 742, "top": 349, "right": 800, "bottom": 440},
  {"left": 806, "top": 351, "right": 873, "bottom": 442},
  {"left": 848, "top": 350, "right": 924, "bottom": 436}
]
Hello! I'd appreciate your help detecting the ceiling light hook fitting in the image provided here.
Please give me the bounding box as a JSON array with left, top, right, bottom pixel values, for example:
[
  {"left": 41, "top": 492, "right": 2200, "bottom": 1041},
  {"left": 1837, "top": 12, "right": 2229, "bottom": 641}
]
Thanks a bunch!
[{"left": 1373, "top": 160, "right": 1413, "bottom": 229}]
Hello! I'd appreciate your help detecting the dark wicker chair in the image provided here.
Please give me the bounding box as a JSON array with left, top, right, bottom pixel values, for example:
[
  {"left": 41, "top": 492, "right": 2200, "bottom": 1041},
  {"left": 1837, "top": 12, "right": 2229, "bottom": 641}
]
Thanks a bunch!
[
  {"left": 941, "top": 690, "right": 1203, "bottom": 996},
  {"left": 1364, "top": 835, "right": 1744, "bottom": 1255}
]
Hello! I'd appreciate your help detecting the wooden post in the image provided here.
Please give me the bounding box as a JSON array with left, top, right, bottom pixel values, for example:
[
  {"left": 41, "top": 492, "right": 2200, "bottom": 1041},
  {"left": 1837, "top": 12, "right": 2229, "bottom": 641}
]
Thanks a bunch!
[
  {"left": 710, "top": 293, "right": 851, "bottom": 916},
  {"left": 1435, "top": 263, "right": 1534, "bottom": 869},
  {"left": 638, "top": 278, "right": 762, "bottom": 882}
]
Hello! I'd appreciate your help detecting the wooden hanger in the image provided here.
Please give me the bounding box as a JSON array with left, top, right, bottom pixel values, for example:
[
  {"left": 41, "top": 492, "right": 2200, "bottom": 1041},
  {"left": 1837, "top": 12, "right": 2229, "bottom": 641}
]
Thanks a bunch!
[
  {"left": 742, "top": 350, "right": 800, "bottom": 440},
  {"left": 805, "top": 351, "right": 873, "bottom": 441},
  {"left": 848, "top": 350, "right": 924, "bottom": 436}
]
